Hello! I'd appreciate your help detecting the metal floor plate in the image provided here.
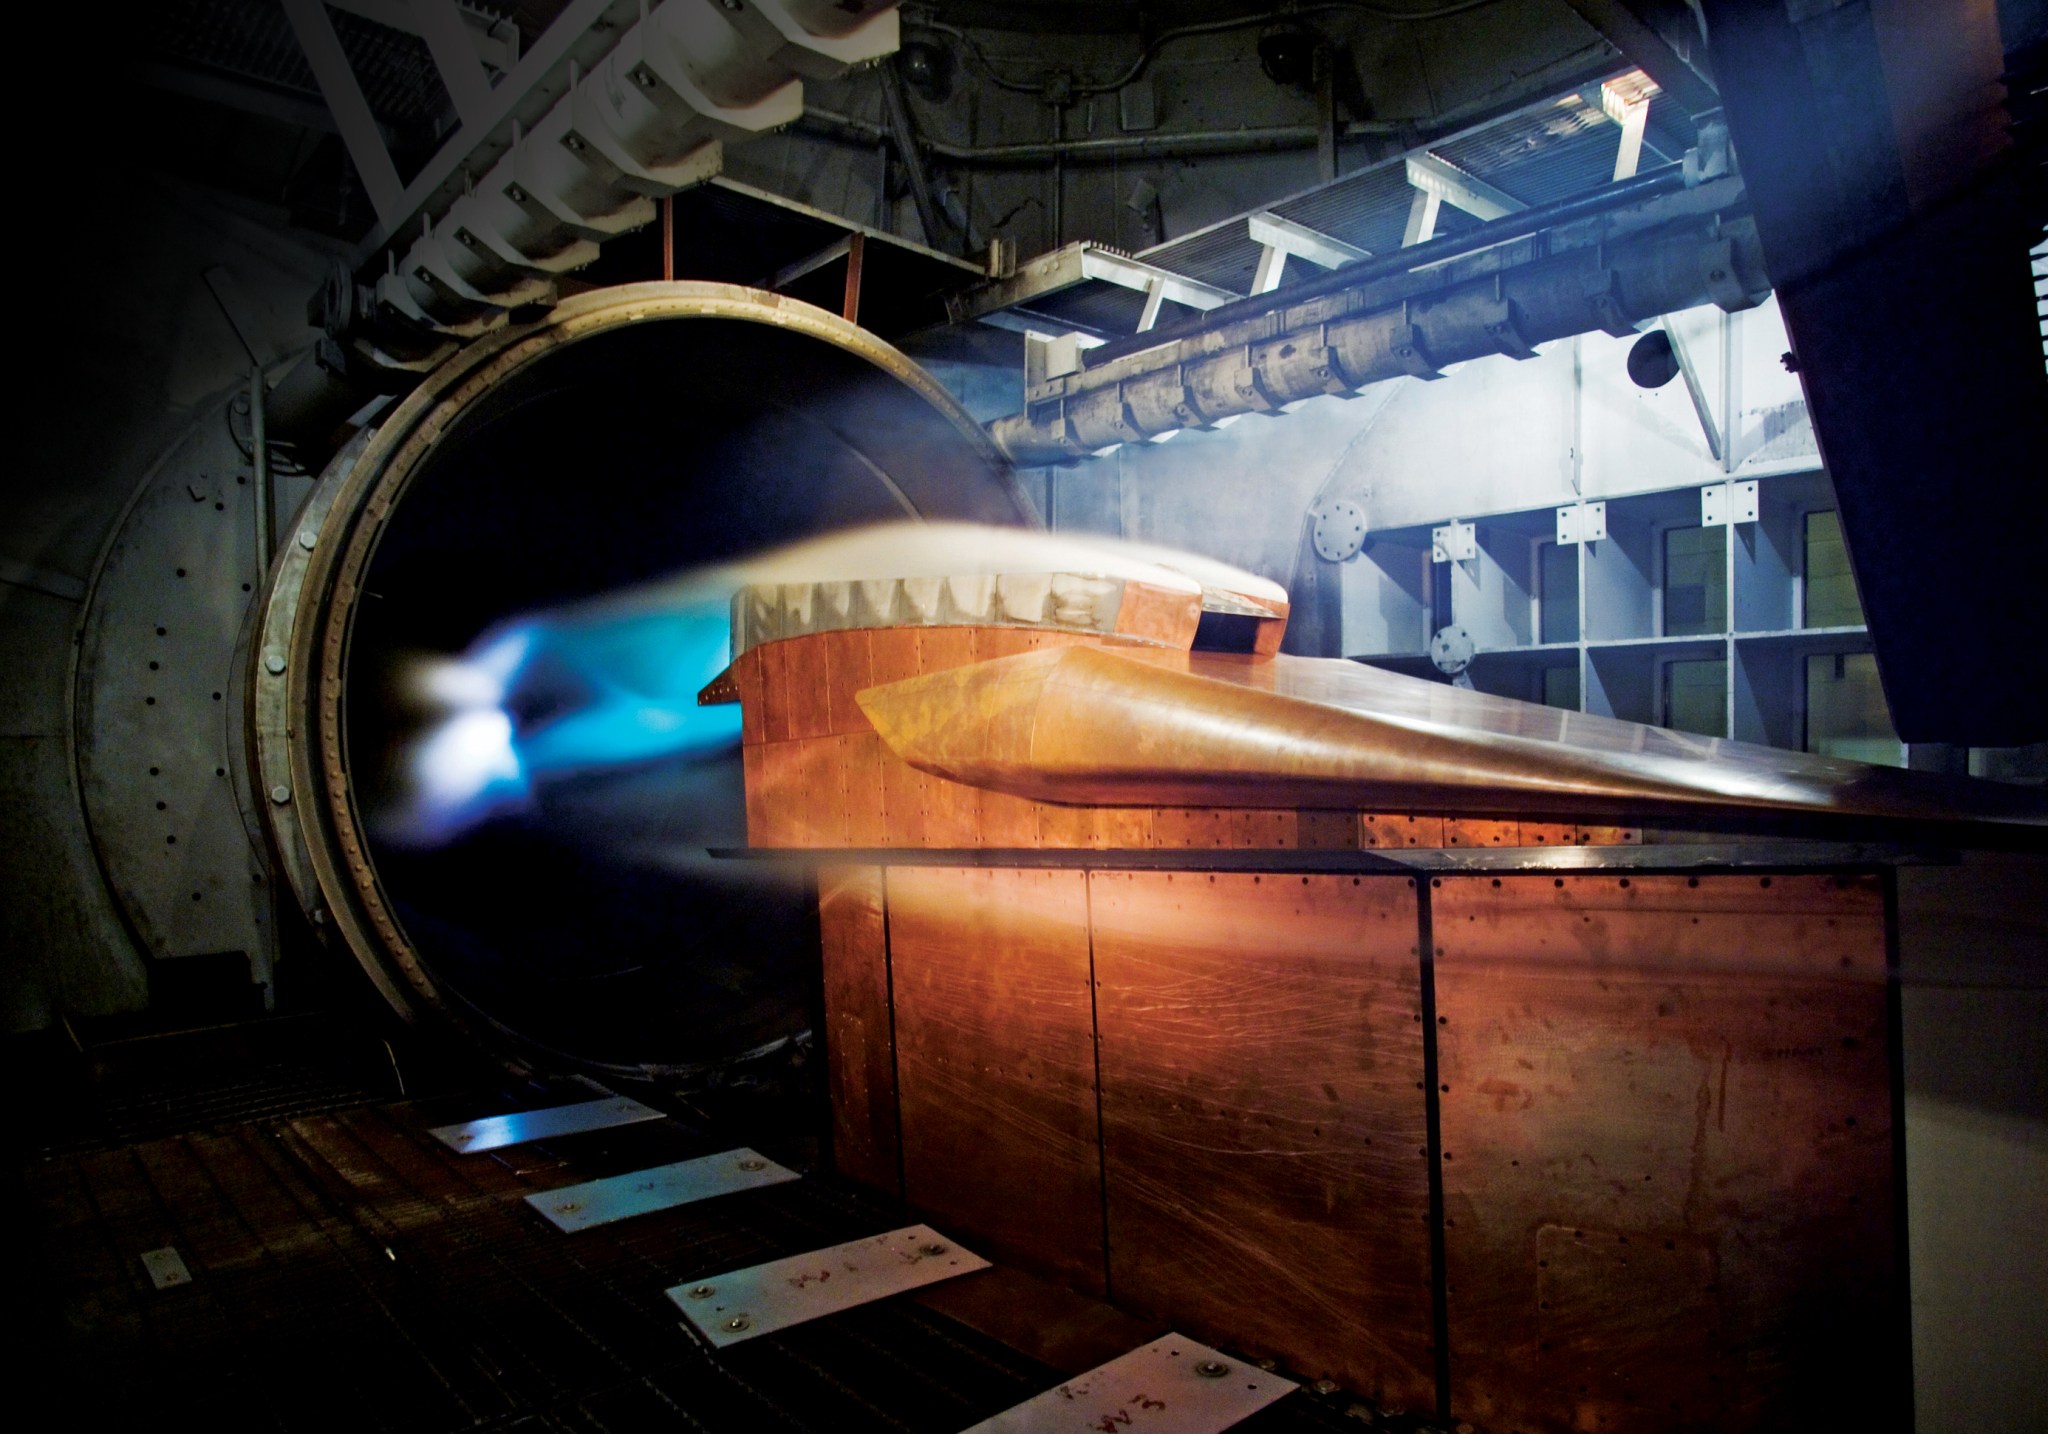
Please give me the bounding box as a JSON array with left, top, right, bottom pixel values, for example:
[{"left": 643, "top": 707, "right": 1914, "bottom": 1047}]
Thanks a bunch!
[
  {"left": 669, "top": 1224, "right": 990, "bottom": 1348},
  {"left": 526, "top": 1148, "right": 800, "bottom": 1232},
  {"left": 427, "top": 1096, "right": 664, "bottom": 1152},
  {"left": 963, "top": 1335, "right": 1296, "bottom": 1434},
  {"left": 140, "top": 1246, "right": 193, "bottom": 1291}
]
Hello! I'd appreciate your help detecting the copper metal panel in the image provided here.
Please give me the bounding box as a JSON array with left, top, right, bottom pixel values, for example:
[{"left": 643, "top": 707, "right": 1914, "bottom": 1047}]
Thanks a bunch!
[
  {"left": 888, "top": 867, "right": 1106, "bottom": 1294},
  {"left": 843, "top": 734, "right": 888, "bottom": 848},
  {"left": 756, "top": 738, "right": 849, "bottom": 847},
  {"left": 869, "top": 625, "right": 923, "bottom": 688},
  {"left": 824, "top": 628, "right": 876, "bottom": 735},
  {"left": 1519, "top": 821, "right": 1574, "bottom": 848},
  {"left": 924, "top": 771, "right": 983, "bottom": 848},
  {"left": 1036, "top": 801, "right": 1096, "bottom": 848},
  {"left": 1226, "top": 809, "right": 1299, "bottom": 848},
  {"left": 1090, "top": 872, "right": 1436, "bottom": 1408},
  {"left": 757, "top": 637, "right": 792, "bottom": 744},
  {"left": 1093, "top": 807, "right": 1155, "bottom": 849},
  {"left": 1433, "top": 873, "right": 1899, "bottom": 1433},
  {"left": 785, "top": 636, "right": 835, "bottom": 741},
  {"left": 742, "top": 742, "right": 772, "bottom": 845},
  {"left": 1112, "top": 579, "right": 1202, "bottom": 647},
  {"left": 979, "top": 788, "right": 1041, "bottom": 847},
  {"left": 1297, "top": 809, "right": 1364, "bottom": 849},
  {"left": 1364, "top": 813, "right": 1447, "bottom": 848},
  {"left": 1444, "top": 818, "right": 1519, "bottom": 848},
  {"left": 735, "top": 646, "right": 766, "bottom": 747},
  {"left": 1573, "top": 823, "right": 1640, "bottom": 845},
  {"left": 917, "top": 626, "right": 980, "bottom": 675},
  {"left": 819, "top": 865, "right": 899, "bottom": 1195},
  {"left": 879, "top": 744, "right": 929, "bottom": 847},
  {"left": 1150, "top": 807, "right": 1221, "bottom": 848}
]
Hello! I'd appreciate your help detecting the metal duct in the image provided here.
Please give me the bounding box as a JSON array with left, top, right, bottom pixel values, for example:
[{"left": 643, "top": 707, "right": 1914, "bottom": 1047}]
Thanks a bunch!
[
  {"left": 253, "top": 283, "right": 1030, "bottom": 1079},
  {"left": 991, "top": 176, "right": 1768, "bottom": 464}
]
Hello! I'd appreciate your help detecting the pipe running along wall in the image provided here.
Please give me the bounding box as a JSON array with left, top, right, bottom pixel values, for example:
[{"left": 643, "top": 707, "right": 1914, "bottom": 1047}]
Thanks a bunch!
[
  {"left": 991, "top": 176, "right": 1769, "bottom": 464},
  {"left": 255, "top": 283, "right": 1031, "bottom": 1080}
]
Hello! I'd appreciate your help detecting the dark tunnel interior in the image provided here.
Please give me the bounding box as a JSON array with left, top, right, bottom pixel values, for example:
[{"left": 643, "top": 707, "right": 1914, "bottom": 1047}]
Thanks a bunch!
[{"left": 341, "top": 314, "right": 1021, "bottom": 1078}]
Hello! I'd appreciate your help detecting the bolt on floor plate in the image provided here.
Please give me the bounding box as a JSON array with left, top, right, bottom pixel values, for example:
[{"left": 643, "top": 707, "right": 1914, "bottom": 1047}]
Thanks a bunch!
[
  {"left": 962, "top": 1334, "right": 1295, "bottom": 1433},
  {"left": 427, "top": 1096, "right": 664, "bottom": 1153},
  {"left": 668, "top": 1224, "right": 989, "bottom": 1348},
  {"left": 527, "top": 1148, "right": 800, "bottom": 1232},
  {"left": 140, "top": 1246, "right": 193, "bottom": 1290}
]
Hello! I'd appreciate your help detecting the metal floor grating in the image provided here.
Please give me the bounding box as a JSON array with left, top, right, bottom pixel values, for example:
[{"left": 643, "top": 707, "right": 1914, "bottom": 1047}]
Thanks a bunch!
[{"left": 17, "top": 1091, "right": 1390, "bottom": 1432}]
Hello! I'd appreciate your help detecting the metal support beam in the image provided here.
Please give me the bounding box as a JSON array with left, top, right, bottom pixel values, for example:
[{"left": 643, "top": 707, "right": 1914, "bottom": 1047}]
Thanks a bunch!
[
  {"left": 1252, "top": 244, "right": 1289, "bottom": 295},
  {"left": 412, "top": 0, "right": 494, "bottom": 126},
  {"left": 880, "top": 62, "right": 951, "bottom": 251},
  {"left": 329, "top": 0, "right": 519, "bottom": 70},
  {"left": 1610, "top": 95, "right": 1649, "bottom": 181},
  {"left": 1137, "top": 277, "right": 1169, "bottom": 332},
  {"left": 1248, "top": 211, "right": 1371, "bottom": 272},
  {"left": 1081, "top": 248, "right": 1238, "bottom": 312},
  {"left": 1555, "top": 0, "right": 1719, "bottom": 117},
  {"left": 1661, "top": 317, "right": 1721, "bottom": 461},
  {"left": 1403, "top": 188, "right": 1442, "bottom": 246},
  {"left": 842, "top": 232, "right": 865, "bottom": 324},
  {"left": 1405, "top": 153, "right": 1527, "bottom": 222},
  {"left": 281, "top": 0, "right": 405, "bottom": 226}
]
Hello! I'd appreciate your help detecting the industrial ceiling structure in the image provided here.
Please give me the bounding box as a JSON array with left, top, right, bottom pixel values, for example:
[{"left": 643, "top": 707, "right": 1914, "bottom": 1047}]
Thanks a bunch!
[{"left": 3, "top": 3, "right": 2044, "bottom": 1432}]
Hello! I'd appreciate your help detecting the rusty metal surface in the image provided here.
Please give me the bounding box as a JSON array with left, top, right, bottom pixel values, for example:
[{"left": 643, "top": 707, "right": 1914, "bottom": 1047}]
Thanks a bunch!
[
  {"left": 1089, "top": 872, "right": 1436, "bottom": 1409},
  {"left": 887, "top": 867, "right": 1108, "bottom": 1295},
  {"left": 1432, "top": 873, "right": 1901, "bottom": 1433},
  {"left": 853, "top": 644, "right": 2046, "bottom": 837}
]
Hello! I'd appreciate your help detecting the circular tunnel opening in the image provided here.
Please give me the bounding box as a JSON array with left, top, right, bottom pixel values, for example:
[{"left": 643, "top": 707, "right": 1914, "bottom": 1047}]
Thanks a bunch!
[{"left": 309, "top": 286, "right": 1026, "bottom": 1080}]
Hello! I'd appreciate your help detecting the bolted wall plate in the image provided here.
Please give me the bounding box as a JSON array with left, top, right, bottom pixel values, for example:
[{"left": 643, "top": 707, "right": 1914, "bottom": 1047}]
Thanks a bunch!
[
  {"left": 1430, "top": 623, "right": 1476, "bottom": 676},
  {"left": 1311, "top": 499, "right": 1369, "bottom": 561},
  {"left": 1431, "top": 518, "right": 1477, "bottom": 563},
  {"left": 1700, "top": 480, "right": 1759, "bottom": 528},
  {"left": 1556, "top": 501, "right": 1607, "bottom": 545}
]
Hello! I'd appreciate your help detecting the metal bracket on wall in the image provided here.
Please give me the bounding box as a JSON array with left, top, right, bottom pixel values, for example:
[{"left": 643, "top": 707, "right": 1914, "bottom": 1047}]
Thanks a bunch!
[
  {"left": 1432, "top": 519, "right": 1478, "bottom": 563},
  {"left": 1556, "top": 501, "right": 1607, "bottom": 545},
  {"left": 1699, "top": 480, "right": 1758, "bottom": 527}
]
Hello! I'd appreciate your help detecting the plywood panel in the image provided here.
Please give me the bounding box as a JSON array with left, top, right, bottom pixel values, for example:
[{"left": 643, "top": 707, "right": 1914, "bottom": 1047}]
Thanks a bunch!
[
  {"left": 1090, "top": 872, "right": 1436, "bottom": 1408},
  {"left": 819, "top": 865, "right": 898, "bottom": 1195},
  {"left": 888, "top": 867, "right": 1105, "bottom": 1294},
  {"left": 1434, "top": 873, "right": 1899, "bottom": 1434}
]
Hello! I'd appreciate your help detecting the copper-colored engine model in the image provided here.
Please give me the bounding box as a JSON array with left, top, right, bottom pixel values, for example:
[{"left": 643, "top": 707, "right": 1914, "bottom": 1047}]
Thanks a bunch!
[{"left": 705, "top": 533, "right": 2031, "bottom": 1430}]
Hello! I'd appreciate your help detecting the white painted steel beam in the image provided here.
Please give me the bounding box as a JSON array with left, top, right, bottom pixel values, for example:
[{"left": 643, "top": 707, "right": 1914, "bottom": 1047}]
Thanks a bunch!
[
  {"left": 1247, "top": 211, "right": 1370, "bottom": 271},
  {"left": 1079, "top": 247, "right": 1238, "bottom": 311},
  {"left": 1405, "top": 152, "right": 1528, "bottom": 222},
  {"left": 412, "top": 0, "right": 495, "bottom": 125},
  {"left": 281, "top": 0, "right": 405, "bottom": 226}
]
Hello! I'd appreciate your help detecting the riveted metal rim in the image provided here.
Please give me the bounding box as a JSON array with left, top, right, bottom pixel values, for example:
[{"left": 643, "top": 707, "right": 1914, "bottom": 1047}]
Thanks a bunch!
[{"left": 273, "top": 282, "right": 1024, "bottom": 1074}]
